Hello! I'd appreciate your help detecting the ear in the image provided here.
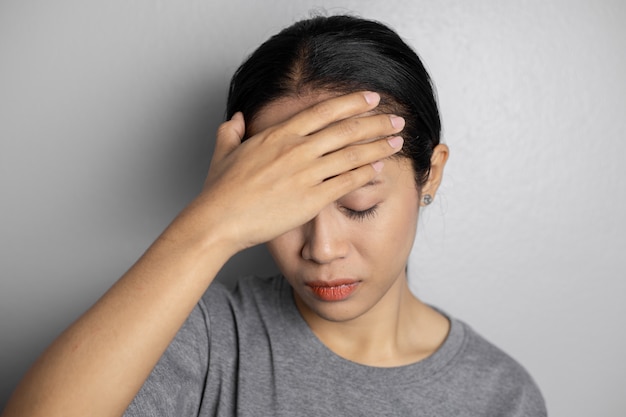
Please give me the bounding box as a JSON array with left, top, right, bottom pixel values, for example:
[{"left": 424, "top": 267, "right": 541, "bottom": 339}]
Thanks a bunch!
[{"left": 420, "top": 144, "right": 449, "bottom": 206}]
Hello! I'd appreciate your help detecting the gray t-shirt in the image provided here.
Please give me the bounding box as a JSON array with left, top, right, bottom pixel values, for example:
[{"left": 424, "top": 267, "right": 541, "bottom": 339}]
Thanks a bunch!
[{"left": 124, "top": 275, "right": 546, "bottom": 416}]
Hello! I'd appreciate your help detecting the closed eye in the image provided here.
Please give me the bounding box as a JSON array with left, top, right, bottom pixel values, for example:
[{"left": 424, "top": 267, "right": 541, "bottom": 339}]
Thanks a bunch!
[{"left": 343, "top": 204, "right": 379, "bottom": 222}]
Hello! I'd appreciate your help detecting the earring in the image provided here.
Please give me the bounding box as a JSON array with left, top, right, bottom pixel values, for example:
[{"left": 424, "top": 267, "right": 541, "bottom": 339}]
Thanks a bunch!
[{"left": 422, "top": 194, "right": 433, "bottom": 206}]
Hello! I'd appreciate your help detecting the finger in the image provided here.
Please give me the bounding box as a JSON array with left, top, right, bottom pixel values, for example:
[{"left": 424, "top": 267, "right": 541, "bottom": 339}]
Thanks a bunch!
[
  {"left": 317, "top": 160, "right": 387, "bottom": 203},
  {"left": 307, "top": 113, "right": 405, "bottom": 157},
  {"left": 285, "top": 91, "right": 381, "bottom": 136},
  {"left": 310, "top": 135, "right": 404, "bottom": 182},
  {"left": 211, "top": 112, "right": 245, "bottom": 165}
]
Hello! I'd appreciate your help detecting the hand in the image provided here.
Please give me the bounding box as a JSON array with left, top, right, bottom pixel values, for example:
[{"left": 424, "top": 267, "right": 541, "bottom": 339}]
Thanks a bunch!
[
  {"left": 0, "top": 92, "right": 406, "bottom": 417},
  {"left": 197, "top": 91, "right": 405, "bottom": 252}
]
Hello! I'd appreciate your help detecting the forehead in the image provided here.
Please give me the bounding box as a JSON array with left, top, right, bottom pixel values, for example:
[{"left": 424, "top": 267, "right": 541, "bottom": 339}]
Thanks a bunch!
[
  {"left": 247, "top": 92, "right": 338, "bottom": 136},
  {"left": 245, "top": 91, "right": 419, "bottom": 191}
]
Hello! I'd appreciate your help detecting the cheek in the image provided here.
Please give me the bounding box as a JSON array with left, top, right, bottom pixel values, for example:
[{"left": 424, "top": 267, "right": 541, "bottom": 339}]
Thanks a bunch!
[
  {"left": 362, "top": 193, "right": 419, "bottom": 260},
  {"left": 368, "top": 161, "right": 420, "bottom": 254}
]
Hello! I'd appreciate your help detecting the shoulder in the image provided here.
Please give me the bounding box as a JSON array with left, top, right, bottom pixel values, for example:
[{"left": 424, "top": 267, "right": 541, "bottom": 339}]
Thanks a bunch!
[
  {"left": 454, "top": 319, "right": 531, "bottom": 378},
  {"left": 449, "top": 318, "right": 547, "bottom": 416}
]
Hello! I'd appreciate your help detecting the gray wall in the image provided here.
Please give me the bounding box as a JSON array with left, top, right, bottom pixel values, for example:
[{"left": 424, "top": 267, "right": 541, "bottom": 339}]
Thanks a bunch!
[{"left": 1, "top": 1, "right": 625, "bottom": 415}]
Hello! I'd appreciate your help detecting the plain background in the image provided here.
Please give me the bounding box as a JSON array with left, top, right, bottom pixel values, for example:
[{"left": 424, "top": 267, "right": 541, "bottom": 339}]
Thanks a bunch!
[{"left": 1, "top": 0, "right": 625, "bottom": 415}]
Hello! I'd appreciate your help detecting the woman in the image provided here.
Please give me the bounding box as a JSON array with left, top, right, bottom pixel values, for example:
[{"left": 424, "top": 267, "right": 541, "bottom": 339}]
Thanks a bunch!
[{"left": 2, "top": 15, "right": 546, "bottom": 417}]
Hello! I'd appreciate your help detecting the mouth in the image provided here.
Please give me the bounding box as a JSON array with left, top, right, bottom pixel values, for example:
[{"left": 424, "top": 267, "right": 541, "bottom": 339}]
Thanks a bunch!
[{"left": 305, "top": 279, "right": 360, "bottom": 302}]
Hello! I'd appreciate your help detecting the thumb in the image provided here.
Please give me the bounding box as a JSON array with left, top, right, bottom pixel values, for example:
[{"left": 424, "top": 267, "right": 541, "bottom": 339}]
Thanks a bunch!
[{"left": 211, "top": 112, "right": 245, "bottom": 165}]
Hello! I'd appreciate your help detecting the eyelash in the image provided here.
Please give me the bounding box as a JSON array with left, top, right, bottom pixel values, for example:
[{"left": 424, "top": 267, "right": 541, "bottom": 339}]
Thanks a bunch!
[{"left": 343, "top": 204, "right": 379, "bottom": 221}]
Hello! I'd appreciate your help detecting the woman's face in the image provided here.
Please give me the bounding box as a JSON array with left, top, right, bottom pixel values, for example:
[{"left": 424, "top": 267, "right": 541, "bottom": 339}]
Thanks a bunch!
[{"left": 249, "top": 93, "right": 421, "bottom": 324}]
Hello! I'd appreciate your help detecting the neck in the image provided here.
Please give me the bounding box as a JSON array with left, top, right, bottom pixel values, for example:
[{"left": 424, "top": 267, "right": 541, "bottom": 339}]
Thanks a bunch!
[{"left": 295, "top": 276, "right": 450, "bottom": 367}]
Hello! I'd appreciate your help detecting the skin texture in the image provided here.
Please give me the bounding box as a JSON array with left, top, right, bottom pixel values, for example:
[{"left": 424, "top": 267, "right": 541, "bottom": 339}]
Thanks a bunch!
[
  {"left": 1, "top": 91, "right": 449, "bottom": 416},
  {"left": 2, "top": 92, "right": 405, "bottom": 417},
  {"left": 253, "top": 93, "right": 451, "bottom": 367}
]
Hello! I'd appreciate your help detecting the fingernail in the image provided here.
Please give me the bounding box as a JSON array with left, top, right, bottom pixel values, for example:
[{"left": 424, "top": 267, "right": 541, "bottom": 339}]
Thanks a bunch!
[
  {"left": 364, "top": 92, "right": 380, "bottom": 105},
  {"left": 387, "top": 136, "right": 404, "bottom": 149},
  {"left": 372, "top": 160, "right": 384, "bottom": 172},
  {"left": 390, "top": 116, "right": 405, "bottom": 130}
]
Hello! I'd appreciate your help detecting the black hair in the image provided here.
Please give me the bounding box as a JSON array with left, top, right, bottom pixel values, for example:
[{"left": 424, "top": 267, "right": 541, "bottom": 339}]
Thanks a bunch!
[{"left": 226, "top": 15, "right": 441, "bottom": 188}]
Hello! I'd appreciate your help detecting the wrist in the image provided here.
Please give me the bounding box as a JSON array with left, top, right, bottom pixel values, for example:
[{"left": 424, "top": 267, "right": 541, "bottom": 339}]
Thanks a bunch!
[{"left": 160, "top": 194, "right": 242, "bottom": 264}]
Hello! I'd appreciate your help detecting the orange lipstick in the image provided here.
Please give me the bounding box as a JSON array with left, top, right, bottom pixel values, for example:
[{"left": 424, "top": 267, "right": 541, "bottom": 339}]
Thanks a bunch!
[{"left": 306, "top": 279, "right": 359, "bottom": 301}]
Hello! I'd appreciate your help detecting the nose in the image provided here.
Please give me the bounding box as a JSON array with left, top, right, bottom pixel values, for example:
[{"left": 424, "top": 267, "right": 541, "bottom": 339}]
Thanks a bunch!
[{"left": 301, "top": 208, "right": 350, "bottom": 264}]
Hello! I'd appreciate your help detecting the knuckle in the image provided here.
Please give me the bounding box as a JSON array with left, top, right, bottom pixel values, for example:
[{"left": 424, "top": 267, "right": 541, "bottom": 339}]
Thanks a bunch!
[
  {"left": 216, "top": 121, "right": 231, "bottom": 137},
  {"left": 337, "top": 119, "right": 359, "bottom": 137},
  {"left": 263, "top": 128, "right": 278, "bottom": 142},
  {"left": 262, "top": 126, "right": 287, "bottom": 144},
  {"left": 311, "top": 101, "right": 334, "bottom": 120},
  {"left": 343, "top": 147, "right": 360, "bottom": 163}
]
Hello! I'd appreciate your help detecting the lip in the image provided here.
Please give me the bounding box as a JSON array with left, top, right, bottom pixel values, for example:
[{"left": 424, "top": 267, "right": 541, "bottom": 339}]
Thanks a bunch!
[{"left": 305, "top": 279, "right": 360, "bottom": 302}]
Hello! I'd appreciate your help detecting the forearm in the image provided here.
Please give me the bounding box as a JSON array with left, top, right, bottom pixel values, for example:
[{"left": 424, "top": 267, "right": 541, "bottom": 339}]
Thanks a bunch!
[
  {"left": 2, "top": 200, "right": 235, "bottom": 417},
  {"left": 2, "top": 91, "right": 402, "bottom": 417}
]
